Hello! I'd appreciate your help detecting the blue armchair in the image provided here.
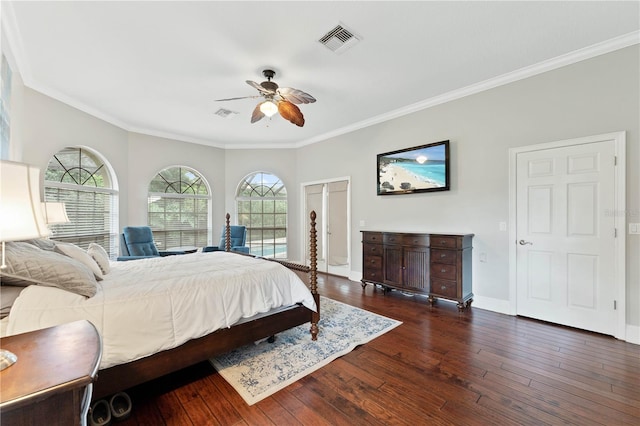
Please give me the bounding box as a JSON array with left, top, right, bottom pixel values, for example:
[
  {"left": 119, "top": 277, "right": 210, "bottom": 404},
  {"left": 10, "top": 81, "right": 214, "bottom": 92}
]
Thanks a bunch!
[
  {"left": 203, "top": 225, "right": 250, "bottom": 254},
  {"left": 118, "top": 226, "right": 188, "bottom": 261}
]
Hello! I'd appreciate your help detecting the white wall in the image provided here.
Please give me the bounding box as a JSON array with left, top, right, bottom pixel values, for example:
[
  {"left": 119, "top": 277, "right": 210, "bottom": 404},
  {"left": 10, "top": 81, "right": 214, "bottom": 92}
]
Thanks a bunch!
[
  {"left": 127, "top": 132, "right": 226, "bottom": 240},
  {"left": 290, "top": 45, "right": 640, "bottom": 327},
  {"left": 9, "top": 42, "right": 639, "bottom": 334},
  {"left": 224, "top": 148, "right": 299, "bottom": 256},
  {"left": 16, "top": 89, "right": 227, "bottom": 244}
]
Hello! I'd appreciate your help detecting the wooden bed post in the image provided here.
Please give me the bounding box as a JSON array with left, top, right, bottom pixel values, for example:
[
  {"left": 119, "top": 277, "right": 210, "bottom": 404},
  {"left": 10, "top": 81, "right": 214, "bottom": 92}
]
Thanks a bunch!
[
  {"left": 309, "top": 210, "right": 319, "bottom": 340},
  {"left": 225, "top": 213, "right": 231, "bottom": 252}
]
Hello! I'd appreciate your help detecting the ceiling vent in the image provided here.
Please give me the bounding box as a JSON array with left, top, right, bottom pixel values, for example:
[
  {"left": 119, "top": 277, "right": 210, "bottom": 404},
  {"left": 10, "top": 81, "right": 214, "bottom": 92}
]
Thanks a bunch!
[
  {"left": 214, "top": 108, "right": 238, "bottom": 119},
  {"left": 318, "top": 24, "right": 361, "bottom": 54}
]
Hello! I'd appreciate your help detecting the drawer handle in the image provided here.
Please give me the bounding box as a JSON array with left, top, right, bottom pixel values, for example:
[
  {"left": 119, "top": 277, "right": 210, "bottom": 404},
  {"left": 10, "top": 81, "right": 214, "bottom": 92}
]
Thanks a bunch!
[
  {"left": 441, "top": 285, "right": 447, "bottom": 290},
  {"left": 371, "top": 247, "right": 377, "bottom": 252},
  {"left": 440, "top": 253, "right": 447, "bottom": 258},
  {"left": 370, "top": 259, "right": 376, "bottom": 264},
  {"left": 441, "top": 268, "right": 447, "bottom": 273},
  {"left": 440, "top": 240, "right": 447, "bottom": 245}
]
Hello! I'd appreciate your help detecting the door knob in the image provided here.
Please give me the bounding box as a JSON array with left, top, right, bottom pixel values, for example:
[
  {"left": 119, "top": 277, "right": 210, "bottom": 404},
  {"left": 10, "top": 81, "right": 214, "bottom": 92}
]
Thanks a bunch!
[{"left": 518, "top": 240, "right": 533, "bottom": 245}]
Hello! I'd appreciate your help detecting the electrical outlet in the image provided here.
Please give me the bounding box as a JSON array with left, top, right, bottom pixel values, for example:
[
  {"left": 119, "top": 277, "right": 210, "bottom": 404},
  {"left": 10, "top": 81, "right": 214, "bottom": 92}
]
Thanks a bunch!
[
  {"left": 629, "top": 223, "right": 640, "bottom": 234},
  {"left": 359, "top": 220, "right": 366, "bottom": 227},
  {"left": 499, "top": 221, "right": 507, "bottom": 231},
  {"left": 479, "top": 252, "right": 487, "bottom": 263}
]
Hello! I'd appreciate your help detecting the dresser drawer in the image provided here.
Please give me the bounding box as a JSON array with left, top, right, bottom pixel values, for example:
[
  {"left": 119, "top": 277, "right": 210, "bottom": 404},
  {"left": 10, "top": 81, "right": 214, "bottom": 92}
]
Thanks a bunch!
[
  {"left": 402, "top": 234, "right": 429, "bottom": 246},
  {"left": 430, "top": 249, "right": 457, "bottom": 265},
  {"left": 430, "top": 263, "right": 457, "bottom": 281},
  {"left": 363, "top": 232, "right": 383, "bottom": 244},
  {"left": 431, "top": 279, "right": 458, "bottom": 298},
  {"left": 430, "top": 235, "right": 459, "bottom": 249},
  {"left": 364, "top": 255, "right": 383, "bottom": 270},
  {"left": 383, "top": 233, "right": 403, "bottom": 245},
  {"left": 363, "top": 243, "right": 382, "bottom": 256}
]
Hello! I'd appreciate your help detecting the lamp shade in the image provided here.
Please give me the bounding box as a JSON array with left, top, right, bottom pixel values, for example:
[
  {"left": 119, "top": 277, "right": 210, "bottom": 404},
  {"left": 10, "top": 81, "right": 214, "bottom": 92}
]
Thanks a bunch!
[
  {"left": 0, "top": 160, "right": 50, "bottom": 241},
  {"left": 42, "top": 202, "right": 70, "bottom": 225},
  {"left": 260, "top": 100, "right": 278, "bottom": 117}
]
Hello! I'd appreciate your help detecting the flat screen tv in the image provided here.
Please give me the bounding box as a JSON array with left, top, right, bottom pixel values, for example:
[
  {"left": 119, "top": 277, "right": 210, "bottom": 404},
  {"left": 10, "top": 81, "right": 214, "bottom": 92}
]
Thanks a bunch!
[{"left": 377, "top": 140, "right": 450, "bottom": 195}]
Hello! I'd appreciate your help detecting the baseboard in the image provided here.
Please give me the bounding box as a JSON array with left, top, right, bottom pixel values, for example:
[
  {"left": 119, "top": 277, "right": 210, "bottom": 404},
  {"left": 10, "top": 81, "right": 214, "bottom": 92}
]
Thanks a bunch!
[
  {"left": 625, "top": 325, "right": 640, "bottom": 345},
  {"left": 471, "top": 295, "right": 513, "bottom": 315}
]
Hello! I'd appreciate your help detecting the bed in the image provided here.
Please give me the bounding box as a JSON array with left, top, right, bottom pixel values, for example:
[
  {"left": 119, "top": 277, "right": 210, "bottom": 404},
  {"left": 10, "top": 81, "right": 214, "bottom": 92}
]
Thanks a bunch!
[{"left": 1, "top": 212, "right": 320, "bottom": 400}]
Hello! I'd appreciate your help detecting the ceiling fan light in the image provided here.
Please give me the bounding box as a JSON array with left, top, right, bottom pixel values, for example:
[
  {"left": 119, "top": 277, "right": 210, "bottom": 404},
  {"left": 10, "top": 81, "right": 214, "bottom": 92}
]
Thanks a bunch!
[{"left": 260, "top": 100, "right": 278, "bottom": 117}]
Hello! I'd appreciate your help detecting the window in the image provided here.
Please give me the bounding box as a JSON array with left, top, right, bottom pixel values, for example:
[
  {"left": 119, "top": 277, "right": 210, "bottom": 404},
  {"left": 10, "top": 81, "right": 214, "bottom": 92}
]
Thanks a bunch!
[
  {"left": 44, "top": 147, "right": 118, "bottom": 257},
  {"left": 1, "top": 54, "right": 12, "bottom": 160},
  {"left": 148, "top": 166, "right": 210, "bottom": 250},
  {"left": 236, "top": 172, "right": 287, "bottom": 258}
]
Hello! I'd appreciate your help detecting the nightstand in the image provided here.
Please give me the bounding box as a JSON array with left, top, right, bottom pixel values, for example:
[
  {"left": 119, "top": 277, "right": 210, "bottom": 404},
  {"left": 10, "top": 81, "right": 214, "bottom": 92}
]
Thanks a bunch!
[{"left": 0, "top": 320, "right": 101, "bottom": 426}]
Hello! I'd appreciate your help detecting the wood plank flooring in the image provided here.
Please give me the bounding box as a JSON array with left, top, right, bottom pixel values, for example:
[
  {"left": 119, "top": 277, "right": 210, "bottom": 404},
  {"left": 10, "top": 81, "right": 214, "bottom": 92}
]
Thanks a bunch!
[{"left": 114, "top": 273, "right": 640, "bottom": 425}]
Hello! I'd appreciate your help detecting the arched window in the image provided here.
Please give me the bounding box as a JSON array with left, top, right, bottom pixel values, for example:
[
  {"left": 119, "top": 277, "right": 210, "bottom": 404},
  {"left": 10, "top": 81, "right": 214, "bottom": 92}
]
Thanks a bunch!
[
  {"left": 236, "top": 172, "right": 287, "bottom": 258},
  {"left": 44, "top": 147, "right": 118, "bottom": 257},
  {"left": 148, "top": 166, "right": 211, "bottom": 250}
]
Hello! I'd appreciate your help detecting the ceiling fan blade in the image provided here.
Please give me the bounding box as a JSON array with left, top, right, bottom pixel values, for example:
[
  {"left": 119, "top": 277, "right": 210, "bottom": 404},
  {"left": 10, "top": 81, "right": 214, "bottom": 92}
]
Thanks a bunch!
[
  {"left": 278, "top": 100, "right": 305, "bottom": 127},
  {"left": 246, "top": 80, "right": 275, "bottom": 95},
  {"left": 251, "top": 102, "right": 265, "bottom": 123},
  {"left": 214, "top": 95, "right": 260, "bottom": 102},
  {"left": 278, "top": 87, "right": 316, "bottom": 104}
]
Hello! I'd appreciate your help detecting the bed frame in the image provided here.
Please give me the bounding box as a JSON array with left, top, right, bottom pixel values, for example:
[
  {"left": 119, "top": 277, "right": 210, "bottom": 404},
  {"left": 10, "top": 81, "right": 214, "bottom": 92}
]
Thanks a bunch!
[{"left": 92, "top": 211, "right": 320, "bottom": 400}]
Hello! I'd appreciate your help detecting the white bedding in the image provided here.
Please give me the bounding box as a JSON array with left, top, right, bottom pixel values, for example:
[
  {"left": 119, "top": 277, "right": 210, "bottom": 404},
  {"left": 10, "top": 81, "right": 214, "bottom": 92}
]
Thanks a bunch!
[{"left": 6, "top": 251, "right": 316, "bottom": 369}]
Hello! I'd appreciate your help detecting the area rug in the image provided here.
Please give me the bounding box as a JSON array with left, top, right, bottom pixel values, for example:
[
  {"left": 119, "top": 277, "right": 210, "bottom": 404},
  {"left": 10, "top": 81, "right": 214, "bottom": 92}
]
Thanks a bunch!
[{"left": 210, "top": 296, "right": 402, "bottom": 405}]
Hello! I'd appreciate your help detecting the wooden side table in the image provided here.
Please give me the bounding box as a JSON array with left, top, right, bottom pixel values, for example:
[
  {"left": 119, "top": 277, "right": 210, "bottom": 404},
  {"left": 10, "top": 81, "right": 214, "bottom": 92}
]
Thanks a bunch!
[{"left": 0, "top": 320, "right": 101, "bottom": 426}]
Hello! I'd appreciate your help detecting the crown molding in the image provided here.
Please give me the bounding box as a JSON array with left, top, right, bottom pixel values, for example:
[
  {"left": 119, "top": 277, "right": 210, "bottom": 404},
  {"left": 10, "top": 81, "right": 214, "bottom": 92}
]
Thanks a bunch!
[
  {"left": 3, "top": 3, "right": 638, "bottom": 152},
  {"left": 295, "top": 30, "right": 640, "bottom": 149}
]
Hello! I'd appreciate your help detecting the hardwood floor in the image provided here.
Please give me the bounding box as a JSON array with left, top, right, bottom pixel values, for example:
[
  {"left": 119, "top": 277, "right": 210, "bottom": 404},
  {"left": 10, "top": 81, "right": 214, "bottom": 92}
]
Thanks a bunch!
[{"left": 115, "top": 273, "right": 640, "bottom": 425}]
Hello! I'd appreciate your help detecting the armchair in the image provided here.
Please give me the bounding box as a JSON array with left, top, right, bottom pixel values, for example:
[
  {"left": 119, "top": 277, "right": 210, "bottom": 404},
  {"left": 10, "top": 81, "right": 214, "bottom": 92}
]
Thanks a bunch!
[
  {"left": 203, "top": 225, "right": 250, "bottom": 254},
  {"left": 118, "top": 226, "right": 188, "bottom": 261}
]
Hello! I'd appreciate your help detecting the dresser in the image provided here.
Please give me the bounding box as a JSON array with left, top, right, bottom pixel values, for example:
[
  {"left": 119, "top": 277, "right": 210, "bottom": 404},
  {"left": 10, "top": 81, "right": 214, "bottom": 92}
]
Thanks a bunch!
[
  {"left": 362, "top": 231, "right": 473, "bottom": 310},
  {"left": 0, "top": 320, "right": 101, "bottom": 426}
]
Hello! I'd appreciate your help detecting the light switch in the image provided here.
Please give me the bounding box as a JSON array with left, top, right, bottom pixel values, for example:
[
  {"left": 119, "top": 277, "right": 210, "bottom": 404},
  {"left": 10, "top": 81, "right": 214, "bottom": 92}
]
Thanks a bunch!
[
  {"left": 629, "top": 223, "right": 640, "bottom": 234},
  {"left": 499, "top": 222, "right": 507, "bottom": 231},
  {"left": 359, "top": 220, "right": 366, "bottom": 227}
]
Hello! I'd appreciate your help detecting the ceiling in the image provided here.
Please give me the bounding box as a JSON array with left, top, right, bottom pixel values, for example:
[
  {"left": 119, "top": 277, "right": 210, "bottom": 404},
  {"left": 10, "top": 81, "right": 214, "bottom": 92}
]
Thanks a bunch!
[{"left": 3, "top": 1, "right": 639, "bottom": 149}]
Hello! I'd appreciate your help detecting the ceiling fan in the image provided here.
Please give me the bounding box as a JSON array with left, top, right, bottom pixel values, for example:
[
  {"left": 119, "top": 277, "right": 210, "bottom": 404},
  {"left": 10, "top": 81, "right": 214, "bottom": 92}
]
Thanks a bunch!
[{"left": 215, "top": 69, "right": 316, "bottom": 127}]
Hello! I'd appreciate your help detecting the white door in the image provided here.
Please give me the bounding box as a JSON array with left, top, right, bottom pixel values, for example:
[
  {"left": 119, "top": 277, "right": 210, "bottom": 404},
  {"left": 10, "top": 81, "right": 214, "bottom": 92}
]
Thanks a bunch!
[
  {"left": 303, "top": 179, "right": 350, "bottom": 277},
  {"left": 515, "top": 138, "right": 619, "bottom": 335}
]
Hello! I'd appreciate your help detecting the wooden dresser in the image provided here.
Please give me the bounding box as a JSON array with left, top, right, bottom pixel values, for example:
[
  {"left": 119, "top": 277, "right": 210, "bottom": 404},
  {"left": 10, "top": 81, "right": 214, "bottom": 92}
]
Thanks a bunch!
[
  {"left": 362, "top": 231, "right": 474, "bottom": 310},
  {"left": 0, "top": 320, "right": 101, "bottom": 426}
]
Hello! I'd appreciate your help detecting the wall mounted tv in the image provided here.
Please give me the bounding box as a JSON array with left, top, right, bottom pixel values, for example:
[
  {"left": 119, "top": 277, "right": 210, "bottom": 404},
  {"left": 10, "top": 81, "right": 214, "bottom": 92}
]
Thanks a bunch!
[{"left": 377, "top": 140, "right": 450, "bottom": 195}]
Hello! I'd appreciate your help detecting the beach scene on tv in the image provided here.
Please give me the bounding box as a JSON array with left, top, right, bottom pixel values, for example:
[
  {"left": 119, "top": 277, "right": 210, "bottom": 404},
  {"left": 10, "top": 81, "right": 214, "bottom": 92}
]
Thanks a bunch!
[{"left": 378, "top": 143, "right": 448, "bottom": 194}]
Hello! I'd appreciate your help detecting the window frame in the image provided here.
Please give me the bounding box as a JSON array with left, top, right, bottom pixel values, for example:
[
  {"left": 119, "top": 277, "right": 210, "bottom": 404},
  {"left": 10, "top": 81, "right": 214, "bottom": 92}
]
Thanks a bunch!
[
  {"left": 147, "top": 166, "right": 212, "bottom": 250},
  {"left": 236, "top": 171, "right": 288, "bottom": 259}
]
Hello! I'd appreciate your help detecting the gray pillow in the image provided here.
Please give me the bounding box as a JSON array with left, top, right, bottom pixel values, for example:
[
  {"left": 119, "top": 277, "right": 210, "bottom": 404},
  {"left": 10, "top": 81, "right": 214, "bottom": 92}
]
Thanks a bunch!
[
  {"left": 23, "top": 238, "right": 56, "bottom": 251},
  {"left": 0, "top": 241, "right": 97, "bottom": 297},
  {"left": 54, "top": 242, "right": 103, "bottom": 280},
  {"left": 0, "top": 285, "right": 24, "bottom": 319},
  {"left": 87, "top": 243, "right": 111, "bottom": 275}
]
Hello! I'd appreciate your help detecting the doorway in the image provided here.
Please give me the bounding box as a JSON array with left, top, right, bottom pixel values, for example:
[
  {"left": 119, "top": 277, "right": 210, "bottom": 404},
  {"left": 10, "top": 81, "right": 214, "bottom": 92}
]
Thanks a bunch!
[
  {"left": 302, "top": 178, "right": 350, "bottom": 277},
  {"left": 509, "top": 132, "right": 626, "bottom": 339}
]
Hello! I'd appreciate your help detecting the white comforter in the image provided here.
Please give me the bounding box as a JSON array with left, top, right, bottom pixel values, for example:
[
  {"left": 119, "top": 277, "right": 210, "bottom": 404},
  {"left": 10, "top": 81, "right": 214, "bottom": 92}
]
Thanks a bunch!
[{"left": 6, "top": 251, "right": 316, "bottom": 369}]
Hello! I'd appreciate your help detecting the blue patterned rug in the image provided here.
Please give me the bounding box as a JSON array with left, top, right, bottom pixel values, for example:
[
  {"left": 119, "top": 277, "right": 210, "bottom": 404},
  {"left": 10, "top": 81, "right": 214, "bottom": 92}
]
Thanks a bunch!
[{"left": 210, "top": 296, "right": 402, "bottom": 405}]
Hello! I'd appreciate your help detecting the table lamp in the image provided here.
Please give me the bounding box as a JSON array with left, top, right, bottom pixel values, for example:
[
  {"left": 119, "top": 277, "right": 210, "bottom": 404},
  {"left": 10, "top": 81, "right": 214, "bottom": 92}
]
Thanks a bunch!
[
  {"left": 42, "top": 202, "right": 70, "bottom": 237},
  {"left": 0, "top": 160, "right": 50, "bottom": 370}
]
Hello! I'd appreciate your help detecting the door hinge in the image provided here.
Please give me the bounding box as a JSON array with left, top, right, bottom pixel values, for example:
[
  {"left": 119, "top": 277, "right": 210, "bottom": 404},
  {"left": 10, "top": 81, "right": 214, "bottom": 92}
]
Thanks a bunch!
[
  {"left": 614, "top": 156, "right": 617, "bottom": 166},
  {"left": 614, "top": 228, "right": 617, "bottom": 238},
  {"left": 614, "top": 300, "right": 617, "bottom": 310}
]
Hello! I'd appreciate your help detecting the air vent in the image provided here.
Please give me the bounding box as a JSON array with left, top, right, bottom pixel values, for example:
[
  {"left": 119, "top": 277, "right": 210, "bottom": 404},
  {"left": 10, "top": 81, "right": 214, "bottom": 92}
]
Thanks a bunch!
[
  {"left": 214, "top": 108, "right": 238, "bottom": 119},
  {"left": 318, "top": 24, "right": 361, "bottom": 54}
]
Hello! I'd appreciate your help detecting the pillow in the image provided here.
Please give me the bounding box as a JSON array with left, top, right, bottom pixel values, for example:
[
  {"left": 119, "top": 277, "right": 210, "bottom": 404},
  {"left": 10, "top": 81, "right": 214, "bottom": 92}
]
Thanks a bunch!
[
  {"left": 0, "top": 241, "right": 98, "bottom": 297},
  {"left": 54, "top": 242, "right": 103, "bottom": 280},
  {"left": 87, "top": 243, "right": 111, "bottom": 275},
  {"left": 0, "top": 286, "right": 24, "bottom": 319},
  {"left": 23, "top": 238, "right": 56, "bottom": 251}
]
